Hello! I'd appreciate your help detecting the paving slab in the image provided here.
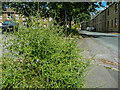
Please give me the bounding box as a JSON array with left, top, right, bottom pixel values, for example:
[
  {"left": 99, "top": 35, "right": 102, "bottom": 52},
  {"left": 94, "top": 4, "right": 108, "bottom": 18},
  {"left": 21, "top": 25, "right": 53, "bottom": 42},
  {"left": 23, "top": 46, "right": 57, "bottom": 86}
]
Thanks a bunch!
[
  {"left": 83, "top": 64, "right": 118, "bottom": 88},
  {"left": 77, "top": 31, "right": 119, "bottom": 88}
]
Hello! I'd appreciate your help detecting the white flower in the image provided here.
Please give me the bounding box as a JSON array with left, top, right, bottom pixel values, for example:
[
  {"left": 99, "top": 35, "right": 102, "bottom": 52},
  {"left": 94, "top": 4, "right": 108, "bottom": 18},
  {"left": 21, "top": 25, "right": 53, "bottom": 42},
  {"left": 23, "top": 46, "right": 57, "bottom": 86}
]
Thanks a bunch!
[
  {"left": 11, "top": 42, "right": 13, "bottom": 45},
  {"left": 36, "top": 59, "right": 39, "bottom": 63}
]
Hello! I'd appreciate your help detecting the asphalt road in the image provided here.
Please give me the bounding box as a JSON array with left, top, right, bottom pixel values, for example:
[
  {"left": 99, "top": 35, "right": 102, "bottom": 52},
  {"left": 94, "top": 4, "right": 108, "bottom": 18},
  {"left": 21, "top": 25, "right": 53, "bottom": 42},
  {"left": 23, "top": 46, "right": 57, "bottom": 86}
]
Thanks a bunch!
[
  {"left": 78, "top": 30, "right": 119, "bottom": 88},
  {"left": 79, "top": 30, "right": 119, "bottom": 64}
]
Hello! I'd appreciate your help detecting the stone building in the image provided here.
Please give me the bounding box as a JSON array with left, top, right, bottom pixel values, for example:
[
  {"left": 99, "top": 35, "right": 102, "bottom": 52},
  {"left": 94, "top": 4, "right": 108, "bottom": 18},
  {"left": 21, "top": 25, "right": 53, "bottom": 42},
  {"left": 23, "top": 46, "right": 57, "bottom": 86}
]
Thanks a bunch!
[
  {"left": 91, "top": 2, "right": 120, "bottom": 32},
  {"left": 81, "top": 21, "right": 90, "bottom": 30},
  {"left": 81, "top": 2, "right": 120, "bottom": 32},
  {"left": 81, "top": 21, "right": 87, "bottom": 30}
]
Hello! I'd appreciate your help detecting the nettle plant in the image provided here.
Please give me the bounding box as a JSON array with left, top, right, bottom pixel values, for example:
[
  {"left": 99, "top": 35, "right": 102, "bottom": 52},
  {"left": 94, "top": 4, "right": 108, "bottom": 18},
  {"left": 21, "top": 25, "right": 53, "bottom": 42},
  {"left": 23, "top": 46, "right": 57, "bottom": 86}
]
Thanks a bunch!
[{"left": 2, "top": 15, "right": 90, "bottom": 88}]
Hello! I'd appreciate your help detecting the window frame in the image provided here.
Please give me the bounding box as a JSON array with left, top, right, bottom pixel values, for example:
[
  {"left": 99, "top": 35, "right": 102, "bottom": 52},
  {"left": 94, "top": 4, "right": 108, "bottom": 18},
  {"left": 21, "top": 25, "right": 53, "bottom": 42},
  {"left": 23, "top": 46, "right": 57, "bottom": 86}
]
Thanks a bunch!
[
  {"left": 111, "top": 20, "right": 113, "bottom": 28},
  {"left": 108, "top": 9, "right": 109, "bottom": 16},
  {"left": 115, "top": 3, "right": 118, "bottom": 12},
  {"left": 107, "top": 21, "right": 109, "bottom": 29},
  {"left": 115, "top": 18, "right": 117, "bottom": 28}
]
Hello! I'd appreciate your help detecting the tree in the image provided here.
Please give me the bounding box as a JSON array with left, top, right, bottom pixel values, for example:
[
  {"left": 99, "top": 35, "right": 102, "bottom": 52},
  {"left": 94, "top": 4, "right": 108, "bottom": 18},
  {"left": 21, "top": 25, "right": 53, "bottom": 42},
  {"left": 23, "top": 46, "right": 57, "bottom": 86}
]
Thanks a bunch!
[
  {"left": 47, "top": 2, "right": 99, "bottom": 29},
  {"left": 2, "top": 2, "right": 104, "bottom": 29},
  {"left": 2, "top": 2, "right": 48, "bottom": 27}
]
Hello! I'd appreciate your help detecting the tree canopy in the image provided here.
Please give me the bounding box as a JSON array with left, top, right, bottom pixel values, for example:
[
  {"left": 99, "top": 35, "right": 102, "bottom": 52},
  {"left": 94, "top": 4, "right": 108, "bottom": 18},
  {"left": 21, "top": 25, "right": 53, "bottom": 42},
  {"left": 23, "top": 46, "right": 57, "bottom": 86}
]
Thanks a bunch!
[{"left": 2, "top": 2, "right": 105, "bottom": 28}]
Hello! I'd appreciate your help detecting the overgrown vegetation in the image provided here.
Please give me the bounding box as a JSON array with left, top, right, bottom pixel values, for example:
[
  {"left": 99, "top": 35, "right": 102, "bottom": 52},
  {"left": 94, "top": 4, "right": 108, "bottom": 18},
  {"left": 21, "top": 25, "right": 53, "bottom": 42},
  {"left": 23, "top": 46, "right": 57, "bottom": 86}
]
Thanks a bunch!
[
  {"left": 0, "top": 28, "right": 2, "bottom": 32},
  {"left": 2, "top": 16, "right": 90, "bottom": 88},
  {"left": 66, "top": 28, "right": 80, "bottom": 36},
  {"left": 2, "top": 2, "right": 104, "bottom": 29}
]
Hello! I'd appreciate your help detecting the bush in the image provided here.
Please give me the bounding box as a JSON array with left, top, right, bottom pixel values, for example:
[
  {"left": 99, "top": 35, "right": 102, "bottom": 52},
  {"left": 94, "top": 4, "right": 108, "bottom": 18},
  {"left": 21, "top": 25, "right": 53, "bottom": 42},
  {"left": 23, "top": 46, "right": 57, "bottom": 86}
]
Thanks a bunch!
[
  {"left": 71, "top": 24, "right": 79, "bottom": 29},
  {"left": 65, "top": 28, "right": 80, "bottom": 36},
  {"left": 2, "top": 16, "right": 90, "bottom": 88}
]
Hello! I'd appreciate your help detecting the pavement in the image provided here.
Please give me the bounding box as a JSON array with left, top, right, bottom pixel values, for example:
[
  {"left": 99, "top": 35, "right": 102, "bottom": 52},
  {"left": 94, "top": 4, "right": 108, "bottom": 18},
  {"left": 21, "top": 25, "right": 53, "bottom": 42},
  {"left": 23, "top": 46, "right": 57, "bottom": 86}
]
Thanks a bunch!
[{"left": 78, "top": 30, "right": 119, "bottom": 88}]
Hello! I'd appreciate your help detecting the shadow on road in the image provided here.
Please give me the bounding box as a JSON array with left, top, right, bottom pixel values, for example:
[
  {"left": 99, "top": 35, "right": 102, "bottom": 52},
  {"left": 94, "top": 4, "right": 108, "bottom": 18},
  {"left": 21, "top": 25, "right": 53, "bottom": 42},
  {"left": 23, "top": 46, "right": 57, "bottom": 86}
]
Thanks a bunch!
[{"left": 79, "top": 33, "right": 118, "bottom": 38}]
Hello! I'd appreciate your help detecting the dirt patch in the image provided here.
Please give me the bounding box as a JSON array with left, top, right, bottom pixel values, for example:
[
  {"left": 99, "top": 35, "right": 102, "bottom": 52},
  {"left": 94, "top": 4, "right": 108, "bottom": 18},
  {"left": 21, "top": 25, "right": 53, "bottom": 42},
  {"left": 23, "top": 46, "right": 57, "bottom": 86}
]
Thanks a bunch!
[{"left": 100, "top": 59, "right": 117, "bottom": 66}]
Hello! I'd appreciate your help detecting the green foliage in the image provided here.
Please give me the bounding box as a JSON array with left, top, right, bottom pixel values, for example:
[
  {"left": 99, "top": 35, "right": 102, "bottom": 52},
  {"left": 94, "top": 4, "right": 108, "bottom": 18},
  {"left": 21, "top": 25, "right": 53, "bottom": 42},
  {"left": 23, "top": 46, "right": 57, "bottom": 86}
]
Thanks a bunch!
[
  {"left": 2, "top": 2, "right": 101, "bottom": 28},
  {"left": 65, "top": 28, "right": 80, "bottom": 36},
  {"left": 0, "top": 28, "right": 2, "bottom": 32},
  {"left": 2, "top": 16, "right": 90, "bottom": 88}
]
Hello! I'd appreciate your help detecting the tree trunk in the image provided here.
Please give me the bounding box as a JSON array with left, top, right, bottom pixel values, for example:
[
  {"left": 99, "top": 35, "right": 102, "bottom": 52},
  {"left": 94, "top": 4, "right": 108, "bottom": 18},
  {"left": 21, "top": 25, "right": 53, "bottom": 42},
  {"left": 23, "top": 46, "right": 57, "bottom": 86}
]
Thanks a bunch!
[
  {"left": 74, "top": 19, "right": 76, "bottom": 24},
  {"left": 59, "top": 8, "right": 65, "bottom": 31},
  {"left": 68, "top": 15, "right": 72, "bottom": 29},
  {"left": 27, "top": 16, "right": 31, "bottom": 27}
]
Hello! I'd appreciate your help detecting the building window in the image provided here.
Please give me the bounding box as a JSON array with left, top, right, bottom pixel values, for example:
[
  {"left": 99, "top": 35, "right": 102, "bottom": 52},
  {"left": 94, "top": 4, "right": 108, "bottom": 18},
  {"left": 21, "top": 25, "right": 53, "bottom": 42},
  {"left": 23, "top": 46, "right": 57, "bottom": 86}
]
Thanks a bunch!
[
  {"left": 103, "top": 13, "right": 104, "bottom": 19},
  {"left": 107, "top": 21, "right": 109, "bottom": 29},
  {"left": 108, "top": 9, "right": 109, "bottom": 16},
  {"left": 105, "top": 11, "right": 106, "bottom": 19},
  {"left": 115, "top": 18, "right": 117, "bottom": 28},
  {"left": 15, "top": 14, "right": 19, "bottom": 20},
  {"left": 7, "top": 14, "right": 11, "bottom": 19},
  {"left": 111, "top": 20, "right": 113, "bottom": 28},
  {"left": 115, "top": 3, "right": 118, "bottom": 12},
  {"left": 0, "top": 15, "right": 2, "bottom": 19}
]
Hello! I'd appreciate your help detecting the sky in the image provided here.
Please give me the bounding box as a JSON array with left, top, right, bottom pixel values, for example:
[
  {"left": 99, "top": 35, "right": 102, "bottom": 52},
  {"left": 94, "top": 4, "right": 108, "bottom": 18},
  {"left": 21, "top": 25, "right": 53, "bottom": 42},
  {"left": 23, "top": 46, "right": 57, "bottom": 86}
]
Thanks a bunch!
[
  {"left": 90, "top": 1, "right": 107, "bottom": 19},
  {"left": 95, "top": 1, "right": 107, "bottom": 11}
]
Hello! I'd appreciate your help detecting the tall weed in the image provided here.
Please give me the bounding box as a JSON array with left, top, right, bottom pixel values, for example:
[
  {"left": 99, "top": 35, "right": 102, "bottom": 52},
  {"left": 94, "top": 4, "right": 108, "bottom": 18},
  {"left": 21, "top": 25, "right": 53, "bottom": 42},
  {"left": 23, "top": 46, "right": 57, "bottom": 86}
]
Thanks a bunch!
[{"left": 2, "top": 16, "right": 90, "bottom": 88}]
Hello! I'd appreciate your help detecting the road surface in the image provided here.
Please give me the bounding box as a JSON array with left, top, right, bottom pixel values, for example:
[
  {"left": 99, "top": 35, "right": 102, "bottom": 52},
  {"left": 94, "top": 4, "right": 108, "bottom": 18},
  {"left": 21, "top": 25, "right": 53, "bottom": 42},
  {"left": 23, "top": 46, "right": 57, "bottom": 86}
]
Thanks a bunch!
[{"left": 78, "top": 30, "right": 119, "bottom": 88}]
